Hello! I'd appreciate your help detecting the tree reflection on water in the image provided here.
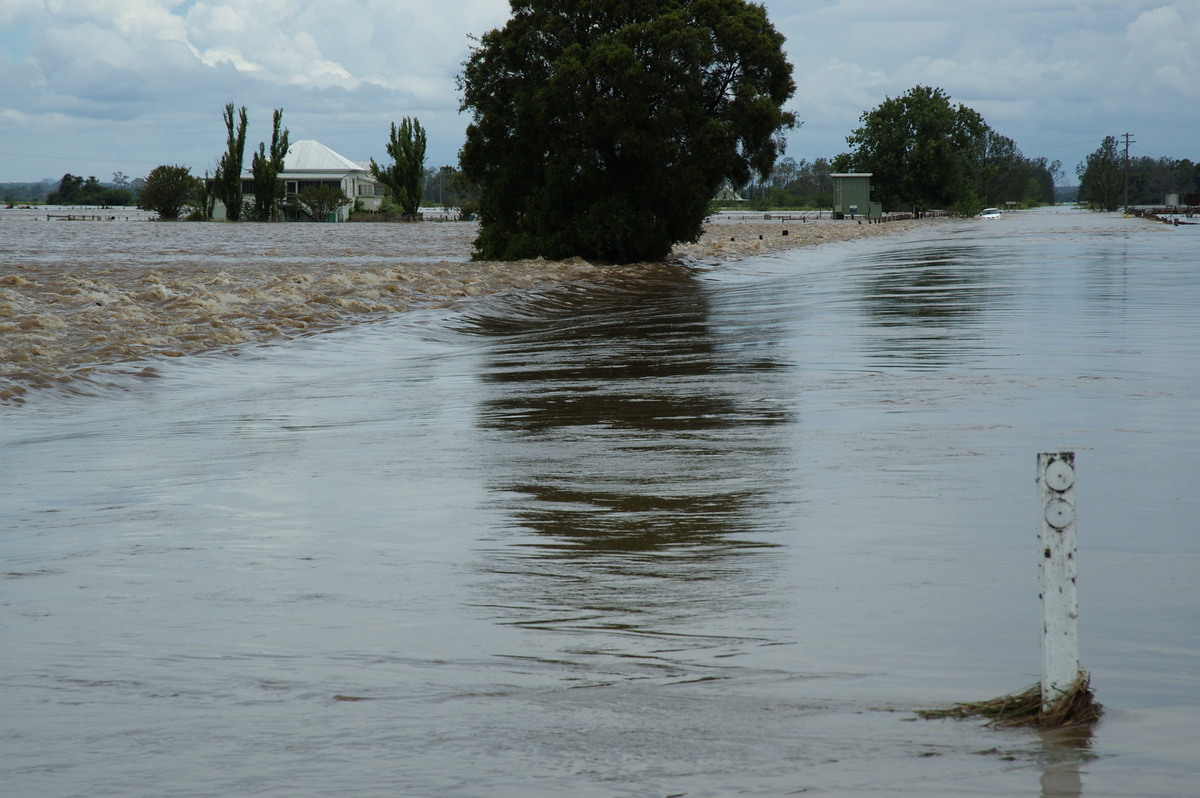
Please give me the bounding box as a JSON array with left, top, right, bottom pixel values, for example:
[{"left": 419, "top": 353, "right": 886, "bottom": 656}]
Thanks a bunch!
[
  {"left": 459, "top": 270, "right": 801, "bottom": 665},
  {"left": 465, "top": 271, "right": 800, "bottom": 550},
  {"left": 854, "top": 244, "right": 1007, "bottom": 368}
]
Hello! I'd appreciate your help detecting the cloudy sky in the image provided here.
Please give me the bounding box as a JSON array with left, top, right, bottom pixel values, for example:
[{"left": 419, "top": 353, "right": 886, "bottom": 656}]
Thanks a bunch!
[{"left": 1, "top": 0, "right": 1196, "bottom": 185}]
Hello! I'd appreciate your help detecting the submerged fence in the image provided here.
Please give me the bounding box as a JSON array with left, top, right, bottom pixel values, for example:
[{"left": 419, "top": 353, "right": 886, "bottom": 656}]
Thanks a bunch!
[{"left": 1127, "top": 205, "right": 1199, "bottom": 225}]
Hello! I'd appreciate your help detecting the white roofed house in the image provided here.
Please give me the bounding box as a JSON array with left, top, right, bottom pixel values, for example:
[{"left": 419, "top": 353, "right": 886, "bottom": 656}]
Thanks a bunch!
[{"left": 214, "top": 139, "right": 385, "bottom": 221}]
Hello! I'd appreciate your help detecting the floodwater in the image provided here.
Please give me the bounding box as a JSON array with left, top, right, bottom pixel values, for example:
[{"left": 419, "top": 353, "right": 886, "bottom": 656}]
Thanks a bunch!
[
  {"left": 0, "top": 208, "right": 640, "bottom": 403},
  {"left": 2, "top": 207, "right": 1198, "bottom": 796}
]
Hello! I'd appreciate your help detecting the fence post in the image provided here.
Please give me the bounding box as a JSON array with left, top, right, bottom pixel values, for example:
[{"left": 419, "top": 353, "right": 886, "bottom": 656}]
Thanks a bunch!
[{"left": 1038, "top": 452, "right": 1078, "bottom": 711}]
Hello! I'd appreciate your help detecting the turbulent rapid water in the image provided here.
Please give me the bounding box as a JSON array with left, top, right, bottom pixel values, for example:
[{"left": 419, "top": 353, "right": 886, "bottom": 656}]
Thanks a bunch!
[
  {"left": 2, "top": 207, "right": 1197, "bottom": 796},
  {"left": 0, "top": 208, "right": 926, "bottom": 403},
  {"left": 0, "top": 209, "right": 661, "bottom": 402}
]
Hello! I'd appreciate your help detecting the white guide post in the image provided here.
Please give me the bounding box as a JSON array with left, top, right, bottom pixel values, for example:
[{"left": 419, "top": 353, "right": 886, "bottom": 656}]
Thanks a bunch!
[{"left": 1038, "top": 452, "right": 1079, "bottom": 711}]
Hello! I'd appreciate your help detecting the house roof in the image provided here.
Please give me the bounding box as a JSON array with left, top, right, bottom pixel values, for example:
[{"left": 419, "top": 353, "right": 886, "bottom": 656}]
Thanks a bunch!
[{"left": 283, "top": 139, "right": 367, "bottom": 173}]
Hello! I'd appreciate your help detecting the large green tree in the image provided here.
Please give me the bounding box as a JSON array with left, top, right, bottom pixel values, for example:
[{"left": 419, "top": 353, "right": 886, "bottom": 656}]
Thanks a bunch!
[
  {"left": 840, "top": 86, "right": 990, "bottom": 214},
  {"left": 458, "top": 0, "right": 796, "bottom": 263},
  {"left": 214, "top": 103, "right": 249, "bottom": 221},
  {"left": 250, "top": 108, "right": 290, "bottom": 221},
  {"left": 46, "top": 173, "right": 85, "bottom": 205},
  {"left": 1076, "top": 136, "right": 1123, "bottom": 211},
  {"left": 370, "top": 118, "right": 427, "bottom": 218},
  {"left": 139, "top": 165, "right": 199, "bottom": 220}
]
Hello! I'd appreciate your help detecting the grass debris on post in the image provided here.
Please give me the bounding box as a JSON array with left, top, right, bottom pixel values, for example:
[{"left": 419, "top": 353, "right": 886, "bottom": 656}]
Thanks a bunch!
[
  {"left": 917, "top": 452, "right": 1102, "bottom": 728},
  {"left": 915, "top": 672, "right": 1101, "bottom": 728}
]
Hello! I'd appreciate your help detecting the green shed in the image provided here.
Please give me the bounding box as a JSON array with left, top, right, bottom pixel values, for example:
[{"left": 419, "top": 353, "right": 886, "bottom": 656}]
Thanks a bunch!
[{"left": 832, "top": 173, "right": 882, "bottom": 219}]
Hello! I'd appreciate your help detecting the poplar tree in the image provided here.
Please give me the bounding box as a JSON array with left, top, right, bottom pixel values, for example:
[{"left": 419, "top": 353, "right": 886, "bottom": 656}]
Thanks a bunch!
[
  {"left": 214, "top": 103, "right": 248, "bottom": 221},
  {"left": 250, "top": 109, "right": 290, "bottom": 221},
  {"left": 370, "top": 118, "right": 427, "bottom": 218}
]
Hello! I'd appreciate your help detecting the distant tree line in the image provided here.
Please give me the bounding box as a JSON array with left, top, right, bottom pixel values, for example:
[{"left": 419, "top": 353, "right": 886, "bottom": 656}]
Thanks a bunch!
[
  {"left": 1126, "top": 156, "right": 1199, "bottom": 204},
  {"left": 419, "top": 165, "right": 478, "bottom": 217},
  {"left": 43, "top": 172, "right": 137, "bottom": 206},
  {"left": 833, "top": 85, "right": 1059, "bottom": 215},
  {"left": 721, "top": 86, "right": 1061, "bottom": 214},
  {"left": 2, "top": 182, "right": 56, "bottom": 204},
  {"left": 736, "top": 157, "right": 836, "bottom": 210},
  {"left": 24, "top": 59, "right": 1196, "bottom": 246},
  {"left": 1076, "top": 136, "right": 1199, "bottom": 211}
]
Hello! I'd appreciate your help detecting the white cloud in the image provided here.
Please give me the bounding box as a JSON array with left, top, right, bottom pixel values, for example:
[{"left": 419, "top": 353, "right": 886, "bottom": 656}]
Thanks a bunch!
[
  {"left": 0, "top": 0, "right": 511, "bottom": 180},
  {"left": 778, "top": 0, "right": 1199, "bottom": 172},
  {"left": 0, "top": 0, "right": 1195, "bottom": 183},
  {"left": 1124, "top": 4, "right": 1199, "bottom": 99}
]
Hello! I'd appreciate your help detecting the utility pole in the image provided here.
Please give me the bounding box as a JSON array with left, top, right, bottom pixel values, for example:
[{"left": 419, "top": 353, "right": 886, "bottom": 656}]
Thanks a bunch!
[{"left": 1121, "top": 133, "right": 1135, "bottom": 213}]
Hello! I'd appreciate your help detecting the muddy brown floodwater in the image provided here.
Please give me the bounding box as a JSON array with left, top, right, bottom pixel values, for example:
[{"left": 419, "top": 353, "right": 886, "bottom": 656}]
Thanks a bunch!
[
  {"left": 0, "top": 208, "right": 931, "bottom": 402},
  {"left": 2, "top": 206, "right": 1197, "bottom": 797}
]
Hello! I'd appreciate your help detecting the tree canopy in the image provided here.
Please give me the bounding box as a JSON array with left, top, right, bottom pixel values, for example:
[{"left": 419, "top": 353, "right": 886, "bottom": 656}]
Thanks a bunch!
[
  {"left": 139, "top": 165, "right": 199, "bottom": 220},
  {"left": 250, "top": 108, "right": 289, "bottom": 221},
  {"left": 371, "top": 118, "right": 427, "bottom": 218},
  {"left": 458, "top": 0, "right": 796, "bottom": 263},
  {"left": 295, "top": 184, "right": 350, "bottom": 222},
  {"left": 1075, "top": 138, "right": 1199, "bottom": 210},
  {"left": 214, "top": 103, "right": 249, "bottom": 221},
  {"left": 838, "top": 85, "right": 1057, "bottom": 214},
  {"left": 1076, "top": 136, "right": 1123, "bottom": 211}
]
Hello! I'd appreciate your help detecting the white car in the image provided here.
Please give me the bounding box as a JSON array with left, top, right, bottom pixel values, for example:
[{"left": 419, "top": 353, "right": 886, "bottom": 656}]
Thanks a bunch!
[{"left": 979, "top": 207, "right": 1002, "bottom": 219}]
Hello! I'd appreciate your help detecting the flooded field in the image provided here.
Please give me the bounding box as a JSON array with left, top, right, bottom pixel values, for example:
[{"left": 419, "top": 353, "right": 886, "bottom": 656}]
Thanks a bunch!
[{"left": 2, "top": 207, "right": 1197, "bottom": 796}]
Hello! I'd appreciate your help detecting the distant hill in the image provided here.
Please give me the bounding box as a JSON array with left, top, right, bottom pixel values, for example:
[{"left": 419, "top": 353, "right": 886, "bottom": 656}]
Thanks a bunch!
[
  {"left": 1055, "top": 185, "right": 1080, "bottom": 204},
  {"left": 1, "top": 181, "right": 56, "bottom": 203}
]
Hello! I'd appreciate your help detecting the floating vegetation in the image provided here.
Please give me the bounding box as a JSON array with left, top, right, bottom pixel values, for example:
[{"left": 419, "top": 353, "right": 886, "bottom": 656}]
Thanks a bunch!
[{"left": 917, "top": 671, "right": 1102, "bottom": 729}]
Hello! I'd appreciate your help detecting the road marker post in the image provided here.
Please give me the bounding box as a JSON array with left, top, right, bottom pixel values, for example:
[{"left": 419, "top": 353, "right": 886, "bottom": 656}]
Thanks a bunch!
[
  {"left": 1039, "top": 452, "right": 1079, "bottom": 711},
  {"left": 917, "top": 453, "right": 1101, "bottom": 727}
]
